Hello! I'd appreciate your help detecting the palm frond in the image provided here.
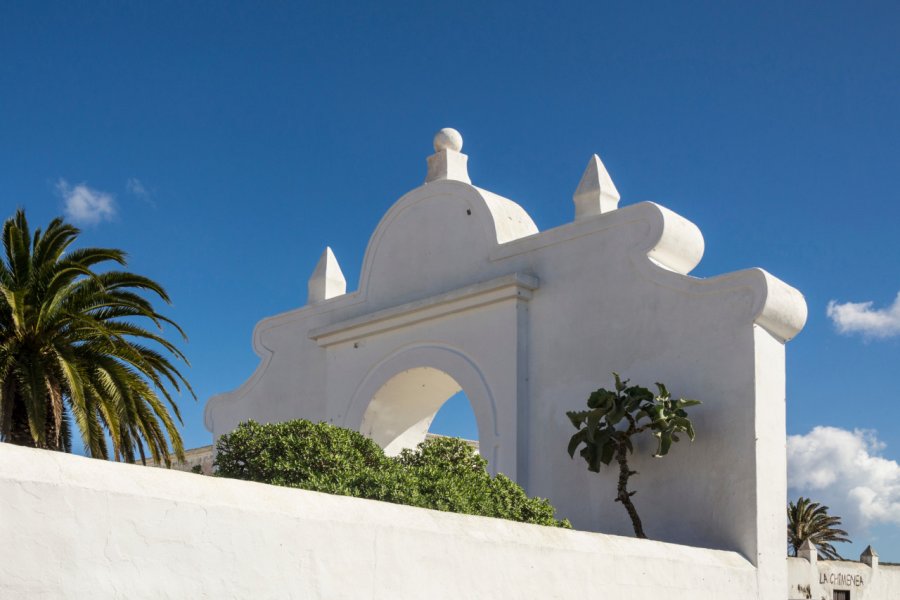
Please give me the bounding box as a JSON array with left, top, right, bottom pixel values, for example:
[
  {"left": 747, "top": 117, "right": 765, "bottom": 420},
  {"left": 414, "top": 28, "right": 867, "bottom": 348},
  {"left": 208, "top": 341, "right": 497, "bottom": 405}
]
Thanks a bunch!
[{"left": 788, "top": 496, "right": 852, "bottom": 560}]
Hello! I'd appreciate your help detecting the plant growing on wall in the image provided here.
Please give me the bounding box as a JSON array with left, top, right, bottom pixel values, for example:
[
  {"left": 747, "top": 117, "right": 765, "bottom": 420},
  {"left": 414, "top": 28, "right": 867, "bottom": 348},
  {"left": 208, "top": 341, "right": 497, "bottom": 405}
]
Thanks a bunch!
[
  {"left": 566, "top": 373, "right": 699, "bottom": 538},
  {"left": 787, "top": 497, "right": 851, "bottom": 559}
]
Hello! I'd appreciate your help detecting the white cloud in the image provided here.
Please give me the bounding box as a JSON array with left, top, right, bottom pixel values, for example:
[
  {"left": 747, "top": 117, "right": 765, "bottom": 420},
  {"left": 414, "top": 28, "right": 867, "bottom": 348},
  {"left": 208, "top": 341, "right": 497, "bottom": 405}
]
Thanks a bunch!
[
  {"left": 126, "top": 177, "right": 147, "bottom": 196},
  {"left": 827, "top": 293, "right": 900, "bottom": 338},
  {"left": 788, "top": 426, "right": 900, "bottom": 532},
  {"left": 57, "top": 179, "right": 116, "bottom": 225},
  {"left": 125, "top": 177, "right": 156, "bottom": 207}
]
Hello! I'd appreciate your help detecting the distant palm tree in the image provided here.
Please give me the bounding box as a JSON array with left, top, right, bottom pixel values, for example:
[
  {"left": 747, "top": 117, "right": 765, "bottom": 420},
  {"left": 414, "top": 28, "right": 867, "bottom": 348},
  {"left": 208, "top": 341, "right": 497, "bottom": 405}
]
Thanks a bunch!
[
  {"left": 788, "top": 496, "right": 851, "bottom": 559},
  {"left": 0, "top": 209, "right": 193, "bottom": 464}
]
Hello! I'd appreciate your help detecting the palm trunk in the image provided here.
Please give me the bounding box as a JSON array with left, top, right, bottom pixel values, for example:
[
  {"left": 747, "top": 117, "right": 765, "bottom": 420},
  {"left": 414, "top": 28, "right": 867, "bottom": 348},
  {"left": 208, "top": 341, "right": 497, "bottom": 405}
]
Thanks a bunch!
[
  {"left": 7, "top": 397, "right": 40, "bottom": 447},
  {"left": 5, "top": 392, "right": 63, "bottom": 451},
  {"left": 615, "top": 442, "right": 646, "bottom": 538}
]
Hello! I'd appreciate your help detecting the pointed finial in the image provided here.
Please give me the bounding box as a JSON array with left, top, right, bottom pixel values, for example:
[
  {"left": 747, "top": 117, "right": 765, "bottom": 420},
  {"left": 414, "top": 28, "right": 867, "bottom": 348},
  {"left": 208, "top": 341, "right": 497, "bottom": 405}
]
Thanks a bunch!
[
  {"left": 425, "top": 127, "right": 470, "bottom": 184},
  {"left": 573, "top": 154, "right": 620, "bottom": 220},
  {"left": 860, "top": 545, "right": 879, "bottom": 568},
  {"left": 307, "top": 247, "right": 346, "bottom": 304},
  {"left": 798, "top": 539, "right": 817, "bottom": 563}
]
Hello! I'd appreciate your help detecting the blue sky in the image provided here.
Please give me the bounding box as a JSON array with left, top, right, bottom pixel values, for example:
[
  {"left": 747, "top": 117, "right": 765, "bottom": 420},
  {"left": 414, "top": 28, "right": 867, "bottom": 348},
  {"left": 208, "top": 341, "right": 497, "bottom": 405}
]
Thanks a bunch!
[{"left": 2, "top": 2, "right": 898, "bottom": 559}]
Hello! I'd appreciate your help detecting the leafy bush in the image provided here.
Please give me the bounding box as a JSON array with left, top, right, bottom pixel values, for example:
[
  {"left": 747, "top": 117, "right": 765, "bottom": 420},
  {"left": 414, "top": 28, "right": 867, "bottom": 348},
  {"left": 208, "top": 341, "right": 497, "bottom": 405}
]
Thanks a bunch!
[
  {"left": 213, "top": 419, "right": 418, "bottom": 504},
  {"left": 215, "top": 420, "right": 569, "bottom": 528},
  {"left": 397, "top": 436, "right": 567, "bottom": 527}
]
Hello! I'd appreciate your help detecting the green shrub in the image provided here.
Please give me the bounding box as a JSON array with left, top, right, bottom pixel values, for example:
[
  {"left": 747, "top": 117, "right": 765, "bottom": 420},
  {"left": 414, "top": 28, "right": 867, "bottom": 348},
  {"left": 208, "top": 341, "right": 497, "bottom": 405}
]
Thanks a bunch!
[
  {"left": 396, "top": 436, "right": 567, "bottom": 527},
  {"left": 215, "top": 420, "right": 569, "bottom": 528},
  {"left": 213, "top": 419, "right": 418, "bottom": 504}
]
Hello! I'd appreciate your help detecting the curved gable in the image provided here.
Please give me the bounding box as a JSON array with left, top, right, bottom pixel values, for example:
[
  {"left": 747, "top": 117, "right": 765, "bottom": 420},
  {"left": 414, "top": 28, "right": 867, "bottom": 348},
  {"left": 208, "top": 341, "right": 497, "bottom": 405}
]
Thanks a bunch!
[{"left": 357, "top": 179, "right": 538, "bottom": 307}]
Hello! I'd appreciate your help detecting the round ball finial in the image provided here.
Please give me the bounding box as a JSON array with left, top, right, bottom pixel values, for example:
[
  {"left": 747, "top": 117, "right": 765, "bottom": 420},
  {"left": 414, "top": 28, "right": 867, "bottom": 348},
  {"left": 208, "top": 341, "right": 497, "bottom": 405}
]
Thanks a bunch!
[{"left": 433, "top": 128, "right": 463, "bottom": 152}]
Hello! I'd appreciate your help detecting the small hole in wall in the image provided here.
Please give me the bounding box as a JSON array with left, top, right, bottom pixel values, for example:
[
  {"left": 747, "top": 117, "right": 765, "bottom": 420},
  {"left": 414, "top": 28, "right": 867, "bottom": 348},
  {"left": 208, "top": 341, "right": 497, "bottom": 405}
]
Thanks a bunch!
[{"left": 466, "top": 209, "right": 471, "bottom": 215}]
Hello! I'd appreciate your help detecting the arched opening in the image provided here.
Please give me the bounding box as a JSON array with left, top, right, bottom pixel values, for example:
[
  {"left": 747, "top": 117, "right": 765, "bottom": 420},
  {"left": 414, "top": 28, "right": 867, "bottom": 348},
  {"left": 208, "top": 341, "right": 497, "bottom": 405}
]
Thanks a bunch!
[
  {"left": 428, "top": 391, "right": 478, "bottom": 441},
  {"left": 348, "top": 345, "right": 507, "bottom": 476},
  {"left": 360, "top": 367, "right": 478, "bottom": 456}
]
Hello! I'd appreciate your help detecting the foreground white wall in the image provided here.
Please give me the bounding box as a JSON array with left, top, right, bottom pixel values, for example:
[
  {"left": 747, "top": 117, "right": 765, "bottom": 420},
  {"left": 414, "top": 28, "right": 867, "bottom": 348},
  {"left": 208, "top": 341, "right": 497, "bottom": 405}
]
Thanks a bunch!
[{"left": 0, "top": 444, "right": 758, "bottom": 599}]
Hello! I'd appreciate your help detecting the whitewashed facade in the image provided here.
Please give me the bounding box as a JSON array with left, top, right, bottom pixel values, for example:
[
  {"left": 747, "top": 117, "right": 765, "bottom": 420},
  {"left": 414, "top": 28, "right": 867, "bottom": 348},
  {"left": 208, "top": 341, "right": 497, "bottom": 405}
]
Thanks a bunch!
[{"left": 787, "top": 545, "right": 900, "bottom": 600}]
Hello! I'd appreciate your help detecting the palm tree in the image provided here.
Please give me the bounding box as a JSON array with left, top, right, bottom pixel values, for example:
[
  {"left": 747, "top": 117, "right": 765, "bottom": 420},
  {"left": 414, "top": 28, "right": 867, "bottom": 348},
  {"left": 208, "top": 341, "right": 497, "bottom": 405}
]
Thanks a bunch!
[
  {"left": 788, "top": 497, "right": 851, "bottom": 559},
  {"left": 0, "top": 209, "right": 193, "bottom": 465}
]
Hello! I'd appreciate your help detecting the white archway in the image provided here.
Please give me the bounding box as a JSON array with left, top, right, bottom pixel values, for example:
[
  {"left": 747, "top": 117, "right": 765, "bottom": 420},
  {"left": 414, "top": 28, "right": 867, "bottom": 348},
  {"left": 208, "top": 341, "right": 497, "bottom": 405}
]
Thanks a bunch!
[
  {"left": 344, "top": 344, "right": 504, "bottom": 474},
  {"left": 360, "top": 367, "right": 464, "bottom": 455},
  {"left": 205, "top": 129, "right": 807, "bottom": 579}
]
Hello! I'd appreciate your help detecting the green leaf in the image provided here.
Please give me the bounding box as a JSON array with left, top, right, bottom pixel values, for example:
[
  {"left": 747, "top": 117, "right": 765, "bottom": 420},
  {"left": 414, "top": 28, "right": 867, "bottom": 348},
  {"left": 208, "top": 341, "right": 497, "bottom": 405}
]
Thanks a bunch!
[
  {"left": 607, "top": 399, "right": 628, "bottom": 426},
  {"left": 655, "top": 431, "right": 673, "bottom": 457},
  {"left": 585, "top": 411, "right": 603, "bottom": 442},
  {"left": 567, "top": 429, "right": 587, "bottom": 458},
  {"left": 627, "top": 385, "right": 654, "bottom": 402},
  {"left": 600, "top": 442, "right": 615, "bottom": 465},
  {"left": 566, "top": 410, "right": 589, "bottom": 428},
  {"left": 613, "top": 372, "right": 627, "bottom": 392},
  {"left": 580, "top": 445, "right": 599, "bottom": 472},
  {"left": 594, "top": 427, "right": 613, "bottom": 450},
  {"left": 587, "top": 389, "right": 616, "bottom": 410}
]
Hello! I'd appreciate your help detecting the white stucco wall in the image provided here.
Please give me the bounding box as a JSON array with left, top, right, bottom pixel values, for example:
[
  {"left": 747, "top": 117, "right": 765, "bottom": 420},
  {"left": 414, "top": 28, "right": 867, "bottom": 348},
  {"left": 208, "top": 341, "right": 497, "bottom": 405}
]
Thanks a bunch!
[
  {"left": 0, "top": 443, "right": 759, "bottom": 599},
  {"left": 788, "top": 556, "right": 900, "bottom": 600},
  {"left": 204, "top": 131, "right": 807, "bottom": 597}
]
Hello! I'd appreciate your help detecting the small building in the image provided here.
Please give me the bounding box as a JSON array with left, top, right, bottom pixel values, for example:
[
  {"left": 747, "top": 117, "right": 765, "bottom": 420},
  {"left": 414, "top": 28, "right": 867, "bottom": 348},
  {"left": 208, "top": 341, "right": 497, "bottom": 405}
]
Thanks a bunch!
[
  {"left": 788, "top": 542, "right": 900, "bottom": 599},
  {"left": 139, "top": 444, "right": 216, "bottom": 474}
]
